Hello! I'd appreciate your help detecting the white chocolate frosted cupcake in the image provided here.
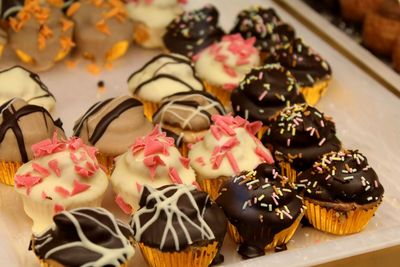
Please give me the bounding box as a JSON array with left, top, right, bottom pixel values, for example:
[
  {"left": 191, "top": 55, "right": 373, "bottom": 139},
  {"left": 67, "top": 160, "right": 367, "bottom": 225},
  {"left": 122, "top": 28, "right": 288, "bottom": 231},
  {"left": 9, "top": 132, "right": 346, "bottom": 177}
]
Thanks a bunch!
[
  {"left": 110, "top": 126, "right": 196, "bottom": 214},
  {"left": 126, "top": 0, "right": 184, "bottom": 48},
  {"left": 14, "top": 135, "right": 108, "bottom": 234},
  {"left": 188, "top": 114, "right": 274, "bottom": 199},
  {"left": 127, "top": 53, "right": 204, "bottom": 119},
  {"left": 194, "top": 34, "right": 260, "bottom": 105},
  {"left": 0, "top": 66, "right": 56, "bottom": 112}
]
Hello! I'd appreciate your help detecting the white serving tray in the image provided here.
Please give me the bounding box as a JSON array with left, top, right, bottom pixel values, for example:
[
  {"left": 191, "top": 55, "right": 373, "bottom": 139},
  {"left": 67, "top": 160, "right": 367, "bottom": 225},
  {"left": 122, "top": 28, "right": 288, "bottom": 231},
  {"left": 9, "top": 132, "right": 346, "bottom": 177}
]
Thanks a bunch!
[{"left": 0, "top": 0, "right": 400, "bottom": 266}]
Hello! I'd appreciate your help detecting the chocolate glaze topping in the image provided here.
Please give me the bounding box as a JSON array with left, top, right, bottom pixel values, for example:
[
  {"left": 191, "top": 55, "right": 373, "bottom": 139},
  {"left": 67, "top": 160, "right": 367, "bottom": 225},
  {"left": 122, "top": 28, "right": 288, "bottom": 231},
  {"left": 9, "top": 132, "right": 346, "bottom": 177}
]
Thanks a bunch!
[
  {"left": 262, "top": 103, "right": 341, "bottom": 171},
  {"left": 216, "top": 163, "right": 305, "bottom": 258},
  {"left": 265, "top": 38, "right": 332, "bottom": 87},
  {"left": 73, "top": 97, "right": 143, "bottom": 145},
  {"left": 163, "top": 4, "right": 225, "bottom": 58},
  {"left": 0, "top": 98, "right": 63, "bottom": 162},
  {"left": 131, "top": 184, "right": 227, "bottom": 256},
  {"left": 230, "top": 6, "right": 295, "bottom": 53},
  {"left": 31, "top": 207, "right": 134, "bottom": 267},
  {"left": 378, "top": 0, "right": 400, "bottom": 20},
  {"left": 297, "top": 150, "right": 384, "bottom": 205},
  {"left": 231, "top": 64, "right": 305, "bottom": 125},
  {"left": 0, "top": 0, "right": 24, "bottom": 19}
]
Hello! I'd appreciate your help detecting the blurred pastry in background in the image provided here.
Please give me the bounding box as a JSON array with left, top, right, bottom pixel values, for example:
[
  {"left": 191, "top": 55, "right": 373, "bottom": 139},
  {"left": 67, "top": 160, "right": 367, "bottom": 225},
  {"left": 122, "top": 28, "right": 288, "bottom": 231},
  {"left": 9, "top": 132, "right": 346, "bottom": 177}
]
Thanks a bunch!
[{"left": 339, "top": 0, "right": 383, "bottom": 22}]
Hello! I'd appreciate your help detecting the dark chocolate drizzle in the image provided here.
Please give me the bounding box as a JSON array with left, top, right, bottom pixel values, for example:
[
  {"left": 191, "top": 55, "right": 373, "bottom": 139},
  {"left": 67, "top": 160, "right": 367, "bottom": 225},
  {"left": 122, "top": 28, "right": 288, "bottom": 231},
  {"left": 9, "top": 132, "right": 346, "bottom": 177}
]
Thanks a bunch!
[
  {"left": 216, "top": 163, "right": 304, "bottom": 259},
  {"left": 163, "top": 4, "right": 225, "bottom": 57},
  {"left": 262, "top": 103, "right": 341, "bottom": 171},
  {"left": 230, "top": 6, "right": 296, "bottom": 53},
  {"left": 231, "top": 64, "right": 305, "bottom": 125},
  {"left": 0, "top": 0, "right": 23, "bottom": 19},
  {"left": 73, "top": 97, "right": 143, "bottom": 145},
  {"left": 265, "top": 38, "right": 332, "bottom": 87},
  {"left": 32, "top": 207, "right": 134, "bottom": 267},
  {"left": 0, "top": 98, "right": 63, "bottom": 162},
  {"left": 297, "top": 150, "right": 384, "bottom": 205},
  {"left": 131, "top": 184, "right": 227, "bottom": 258}
]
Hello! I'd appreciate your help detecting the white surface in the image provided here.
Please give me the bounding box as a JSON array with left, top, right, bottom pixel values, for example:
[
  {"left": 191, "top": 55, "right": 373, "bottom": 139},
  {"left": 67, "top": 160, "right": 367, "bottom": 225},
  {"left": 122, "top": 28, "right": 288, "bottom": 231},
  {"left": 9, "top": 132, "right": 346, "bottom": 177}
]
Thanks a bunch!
[{"left": 1, "top": 0, "right": 400, "bottom": 266}]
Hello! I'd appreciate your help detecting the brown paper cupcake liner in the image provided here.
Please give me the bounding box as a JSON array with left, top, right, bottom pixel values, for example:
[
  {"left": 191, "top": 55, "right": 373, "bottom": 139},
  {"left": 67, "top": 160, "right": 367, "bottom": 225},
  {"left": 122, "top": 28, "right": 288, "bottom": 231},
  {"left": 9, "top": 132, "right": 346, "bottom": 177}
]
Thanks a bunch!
[
  {"left": 203, "top": 81, "right": 232, "bottom": 107},
  {"left": 96, "top": 153, "right": 115, "bottom": 177},
  {"left": 278, "top": 161, "right": 298, "bottom": 184},
  {"left": 138, "top": 242, "right": 218, "bottom": 267},
  {"left": 0, "top": 160, "right": 23, "bottom": 186},
  {"left": 227, "top": 212, "right": 304, "bottom": 250},
  {"left": 197, "top": 176, "right": 227, "bottom": 201},
  {"left": 304, "top": 198, "right": 380, "bottom": 235},
  {"left": 300, "top": 79, "right": 329, "bottom": 106}
]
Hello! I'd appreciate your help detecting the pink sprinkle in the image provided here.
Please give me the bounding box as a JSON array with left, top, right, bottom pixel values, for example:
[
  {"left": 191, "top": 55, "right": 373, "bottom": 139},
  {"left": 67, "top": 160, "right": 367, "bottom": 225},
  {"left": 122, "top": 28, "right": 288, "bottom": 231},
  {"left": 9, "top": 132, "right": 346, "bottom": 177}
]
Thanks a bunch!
[
  {"left": 215, "top": 54, "right": 227, "bottom": 62},
  {"left": 168, "top": 167, "right": 183, "bottom": 184},
  {"left": 271, "top": 194, "right": 279, "bottom": 205},
  {"left": 70, "top": 152, "right": 78, "bottom": 163},
  {"left": 187, "top": 143, "right": 193, "bottom": 150},
  {"left": 217, "top": 121, "right": 236, "bottom": 136},
  {"left": 144, "top": 141, "right": 169, "bottom": 156},
  {"left": 54, "top": 186, "right": 70, "bottom": 198},
  {"left": 179, "top": 157, "right": 190, "bottom": 169},
  {"left": 246, "top": 121, "right": 262, "bottom": 135},
  {"left": 48, "top": 160, "right": 61, "bottom": 177},
  {"left": 210, "top": 125, "right": 222, "bottom": 140},
  {"left": 222, "top": 83, "right": 238, "bottom": 91},
  {"left": 143, "top": 155, "right": 166, "bottom": 179},
  {"left": 236, "top": 58, "right": 250, "bottom": 66},
  {"left": 71, "top": 179, "right": 91, "bottom": 196},
  {"left": 258, "top": 90, "right": 268, "bottom": 101},
  {"left": 67, "top": 137, "right": 83, "bottom": 151},
  {"left": 115, "top": 194, "right": 133, "bottom": 214},
  {"left": 32, "top": 136, "right": 66, "bottom": 158},
  {"left": 195, "top": 157, "right": 205, "bottom": 166},
  {"left": 14, "top": 173, "right": 42, "bottom": 195},
  {"left": 54, "top": 204, "right": 64, "bottom": 213},
  {"left": 192, "top": 181, "right": 201, "bottom": 190},
  {"left": 226, "top": 151, "right": 240, "bottom": 173},
  {"left": 192, "top": 53, "right": 201, "bottom": 61},
  {"left": 258, "top": 71, "right": 264, "bottom": 80},
  {"left": 41, "top": 191, "right": 48, "bottom": 200},
  {"left": 255, "top": 147, "right": 274, "bottom": 164},
  {"left": 136, "top": 182, "right": 142, "bottom": 193},
  {"left": 75, "top": 163, "right": 96, "bottom": 178},
  {"left": 287, "top": 138, "right": 291, "bottom": 147},
  {"left": 223, "top": 65, "right": 237, "bottom": 78},
  {"left": 85, "top": 146, "right": 98, "bottom": 160},
  {"left": 32, "top": 163, "right": 50, "bottom": 178}
]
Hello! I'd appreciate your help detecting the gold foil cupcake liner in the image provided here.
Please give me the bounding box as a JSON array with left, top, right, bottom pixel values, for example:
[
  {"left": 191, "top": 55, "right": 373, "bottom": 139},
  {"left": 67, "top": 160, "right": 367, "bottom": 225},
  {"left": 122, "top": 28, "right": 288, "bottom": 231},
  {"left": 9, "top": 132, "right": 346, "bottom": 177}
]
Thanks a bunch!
[
  {"left": 203, "top": 81, "right": 232, "bottom": 107},
  {"left": 133, "top": 23, "right": 151, "bottom": 46},
  {"left": 180, "top": 143, "right": 189, "bottom": 158},
  {"left": 138, "top": 242, "right": 218, "bottom": 267},
  {"left": 0, "top": 160, "right": 23, "bottom": 186},
  {"left": 96, "top": 153, "right": 115, "bottom": 176},
  {"left": 300, "top": 80, "right": 329, "bottom": 106},
  {"left": 228, "top": 212, "right": 304, "bottom": 250},
  {"left": 278, "top": 161, "right": 298, "bottom": 183},
  {"left": 257, "top": 126, "right": 269, "bottom": 140},
  {"left": 198, "top": 176, "right": 227, "bottom": 201},
  {"left": 304, "top": 199, "right": 380, "bottom": 235},
  {"left": 140, "top": 100, "right": 159, "bottom": 121}
]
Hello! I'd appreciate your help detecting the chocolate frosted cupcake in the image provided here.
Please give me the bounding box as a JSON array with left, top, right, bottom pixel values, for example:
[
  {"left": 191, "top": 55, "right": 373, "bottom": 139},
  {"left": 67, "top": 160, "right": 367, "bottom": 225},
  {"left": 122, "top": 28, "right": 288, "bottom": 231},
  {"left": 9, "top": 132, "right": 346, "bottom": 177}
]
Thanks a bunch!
[
  {"left": 262, "top": 103, "right": 341, "bottom": 182},
  {"left": 265, "top": 38, "right": 332, "bottom": 105},
  {"left": 153, "top": 91, "right": 226, "bottom": 156},
  {"left": 128, "top": 53, "right": 204, "bottom": 120},
  {"left": 163, "top": 4, "right": 225, "bottom": 58},
  {"left": 73, "top": 96, "right": 153, "bottom": 174},
  {"left": 131, "top": 184, "right": 227, "bottom": 267},
  {"left": 31, "top": 207, "right": 135, "bottom": 267},
  {"left": 231, "top": 6, "right": 295, "bottom": 60},
  {"left": 297, "top": 150, "right": 384, "bottom": 235},
  {"left": 216, "top": 163, "right": 305, "bottom": 258},
  {"left": 231, "top": 64, "right": 305, "bottom": 134},
  {"left": 0, "top": 98, "right": 64, "bottom": 185},
  {"left": 0, "top": 66, "right": 56, "bottom": 112}
]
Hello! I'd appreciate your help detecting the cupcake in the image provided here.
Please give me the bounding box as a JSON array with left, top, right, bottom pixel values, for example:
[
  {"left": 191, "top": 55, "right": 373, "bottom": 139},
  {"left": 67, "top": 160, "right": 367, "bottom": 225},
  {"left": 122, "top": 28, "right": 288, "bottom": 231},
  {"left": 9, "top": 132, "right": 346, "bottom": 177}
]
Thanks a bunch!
[
  {"left": 6, "top": 0, "right": 74, "bottom": 71},
  {"left": 0, "top": 28, "right": 6, "bottom": 57},
  {"left": 73, "top": 96, "right": 153, "bottom": 174},
  {"left": 188, "top": 114, "right": 274, "bottom": 200},
  {"left": 362, "top": 0, "right": 400, "bottom": 55},
  {"left": 230, "top": 6, "right": 296, "bottom": 60},
  {"left": 339, "top": 0, "right": 383, "bottom": 22},
  {"left": 126, "top": 0, "right": 184, "bottom": 48},
  {"left": 110, "top": 126, "right": 196, "bottom": 214},
  {"left": 0, "top": 98, "right": 64, "bottom": 186},
  {"left": 265, "top": 38, "right": 332, "bottom": 105},
  {"left": 231, "top": 63, "right": 305, "bottom": 138},
  {"left": 128, "top": 54, "right": 204, "bottom": 120},
  {"left": 67, "top": 0, "right": 134, "bottom": 63},
  {"left": 31, "top": 207, "right": 135, "bottom": 267},
  {"left": 0, "top": 66, "right": 56, "bottom": 112},
  {"left": 131, "top": 184, "right": 227, "bottom": 267},
  {"left": 152, "top": 91, "right": 226, "bottom": 157},
  {"left": 297, "top": 150, "right": 384, "bottom": 235},
  {"left": 194, "top": 34, "right": 260, "bottom": 106},
  {"left": 163, "top": 4, "right": 225, "bottom": 58},
  {"left": 216, "top": 163, "right": 305, "bottom": 258},
  {"left": 14, "top": 135, "right": 108, "bottom": 234},
  {"left": 262, "top": 103, "right": 341, "bottom": 183}
]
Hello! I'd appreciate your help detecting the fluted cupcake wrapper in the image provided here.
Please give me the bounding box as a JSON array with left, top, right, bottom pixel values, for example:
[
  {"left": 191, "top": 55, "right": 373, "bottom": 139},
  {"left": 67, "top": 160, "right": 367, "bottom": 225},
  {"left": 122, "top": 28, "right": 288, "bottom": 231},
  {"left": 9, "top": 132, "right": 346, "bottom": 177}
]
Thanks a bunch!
[
  {"left": 138, "top": 242, "right": 218, "bottom": 267},
  {"left": 197, "top": 176, "right": 227, "bottom": 201},
  {"left": 136, "top": 99, "right": 159, "bottom": 122},
  {"left": 278, "top": 161, "right": 298, "bottom": 183},
  {"left": 227, "top": 212, "right": 304, "bottom": 250},
  {"left": 179, "top": 143, "right": 190, "bottom": 158},
  {"left": 304, "top": 198, "right": 380, "bottom": 235},
  {"left": 203, "top": 81, "right": 232, "bottom": 108},
  {"left": 39, "top": 258, "right": 129, "bottom": 267},
  {"left": 96, "top": 153, "right": 115, "bottom": 177},
  {"left": 257, "top": 126, "right": 269, "bottom": 140},
  {"left": 0, "top": 160, "right": 23, "bottom": 186},
  {"left": 300, "top": 79, "right": 330, "bottom": 106}
]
